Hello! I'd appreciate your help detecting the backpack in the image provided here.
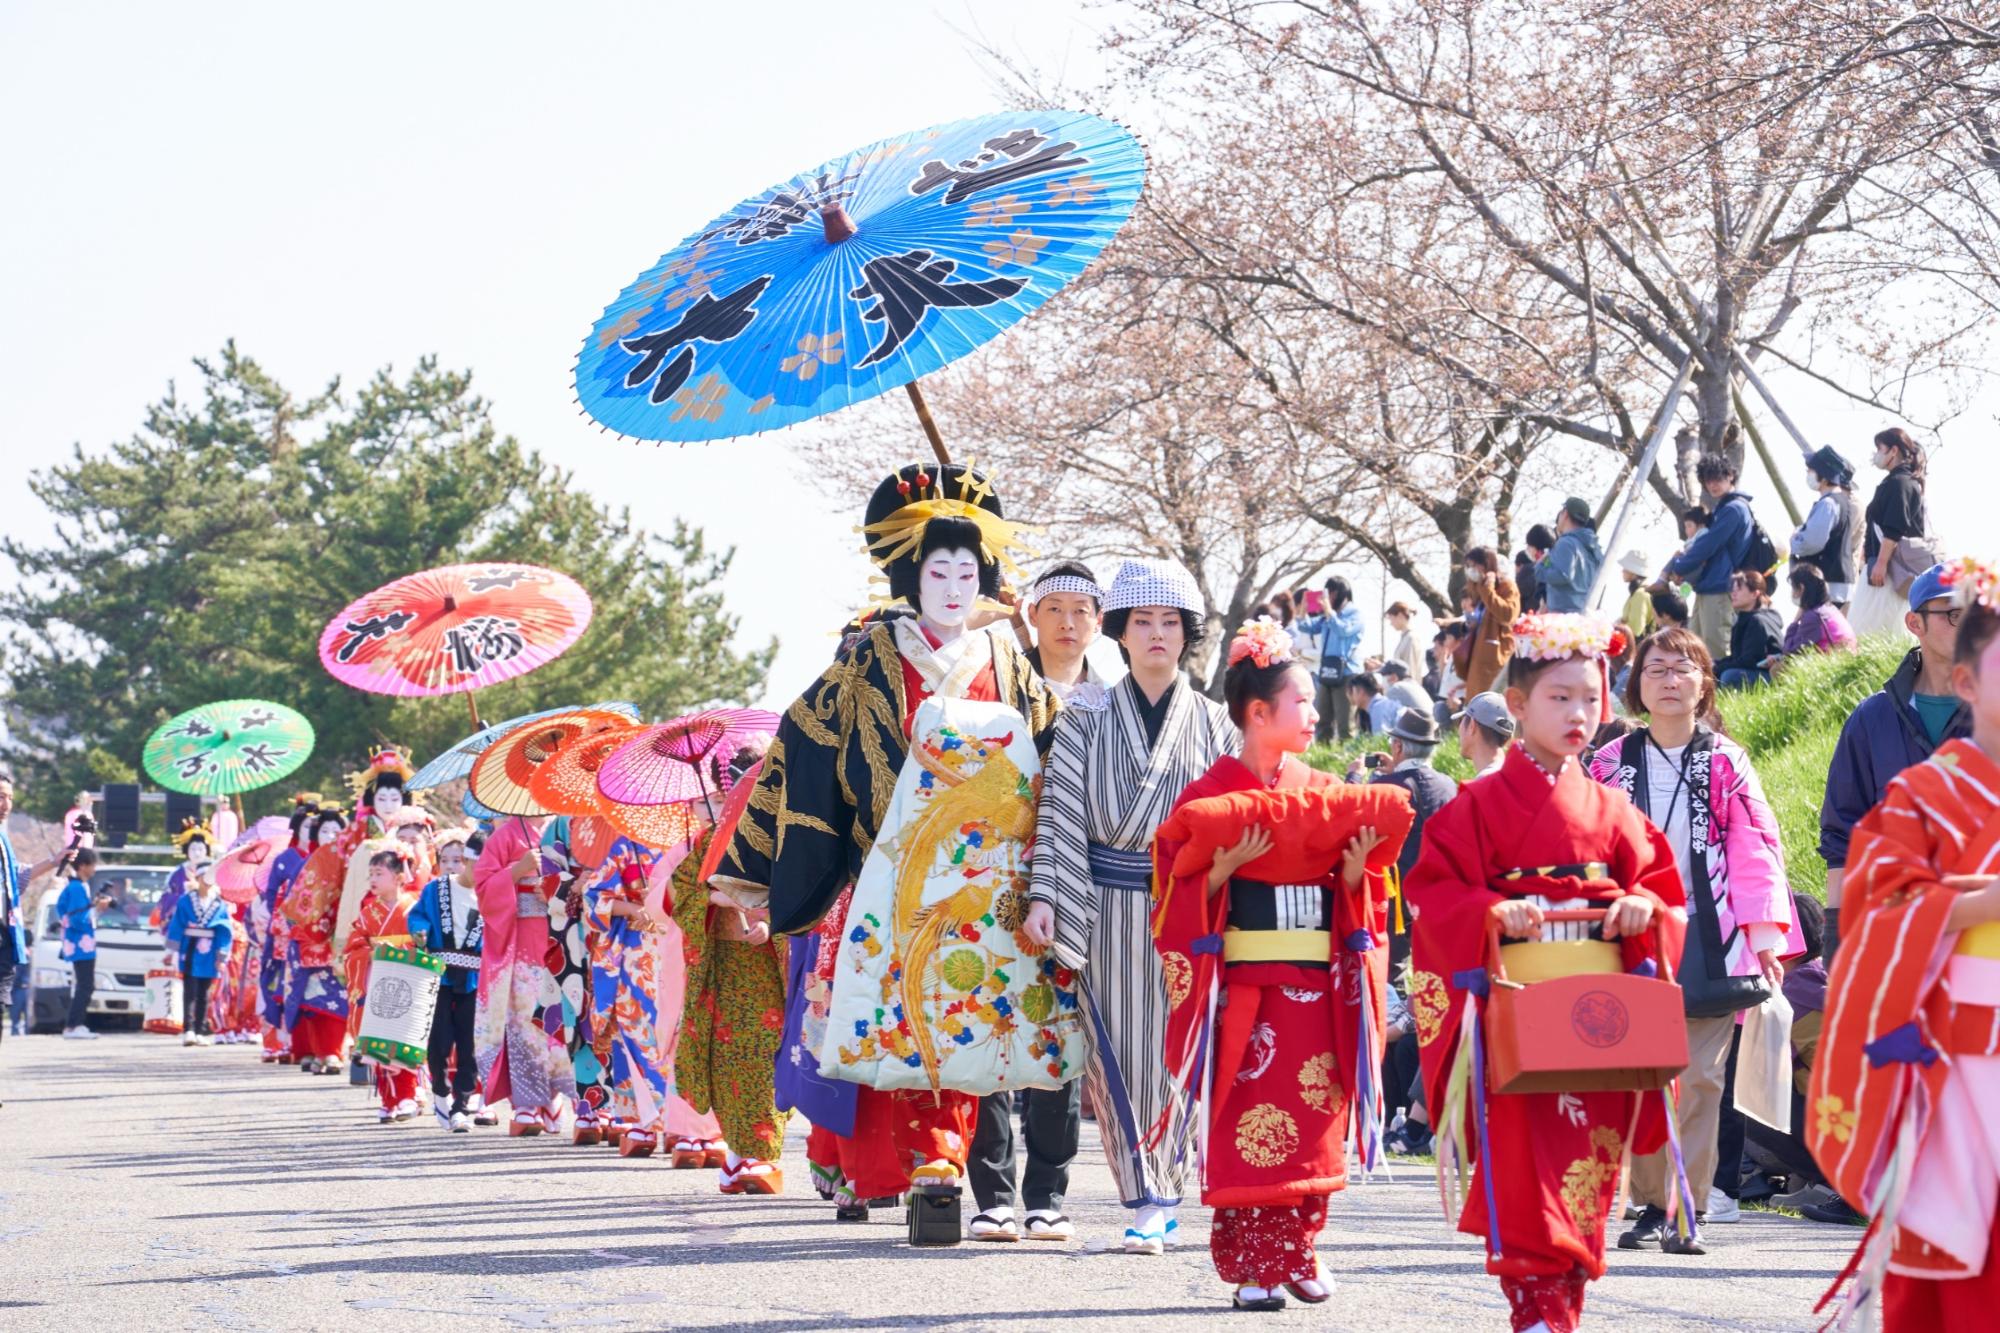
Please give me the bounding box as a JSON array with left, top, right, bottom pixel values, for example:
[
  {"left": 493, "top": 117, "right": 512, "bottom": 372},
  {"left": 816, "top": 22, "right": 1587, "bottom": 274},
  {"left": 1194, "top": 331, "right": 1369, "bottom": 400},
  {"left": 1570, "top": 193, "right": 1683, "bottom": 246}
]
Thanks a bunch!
[{"left": 1737, "top": 506, "right": 1779, "bottom": 576}]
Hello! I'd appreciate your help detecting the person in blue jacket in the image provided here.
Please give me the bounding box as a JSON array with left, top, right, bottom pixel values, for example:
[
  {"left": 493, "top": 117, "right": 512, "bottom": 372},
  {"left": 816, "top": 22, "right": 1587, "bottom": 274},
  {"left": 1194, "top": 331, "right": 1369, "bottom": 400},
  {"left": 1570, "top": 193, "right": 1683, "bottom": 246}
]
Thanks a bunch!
[
  {"left": 1665, "top": 455, "right": 1757, "bottom": 661},
  {"left": 1540, "top": 497, "right": 1605, "bottom": 613},
  {"left": 1295, "top": 575, "right": 1365, "bottom": 742},
  {"left": 1818, "top": 563, "right": 1969, "bottom": 960},
  {"left": 54, "top": 848, "right": 104, "bottom": 1039},
  {"left": 406, "top": 832, "right": 484, "bottom": 1131},
  {"left": 166, "top": 860, "right": 234, "bottom": 1047}
]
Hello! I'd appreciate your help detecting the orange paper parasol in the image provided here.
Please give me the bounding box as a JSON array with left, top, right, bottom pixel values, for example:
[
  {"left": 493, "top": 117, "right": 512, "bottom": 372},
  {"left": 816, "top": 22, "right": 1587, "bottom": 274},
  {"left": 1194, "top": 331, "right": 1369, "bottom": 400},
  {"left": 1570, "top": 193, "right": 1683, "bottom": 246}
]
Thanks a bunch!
[
  {"left": 527, "top": 722, "right": 649, "bottom": 817},
  {"left": 468, "top": 709, "right": 628, "bottom": 816}
]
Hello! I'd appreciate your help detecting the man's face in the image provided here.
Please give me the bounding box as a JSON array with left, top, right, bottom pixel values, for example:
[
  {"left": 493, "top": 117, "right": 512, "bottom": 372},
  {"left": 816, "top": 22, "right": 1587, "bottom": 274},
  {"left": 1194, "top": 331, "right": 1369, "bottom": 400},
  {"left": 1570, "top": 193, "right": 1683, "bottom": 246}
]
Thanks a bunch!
[
  {"left": 1908, "top": 598, "right": 1961, "bottom": 663},
  {"left": 1703, "top": 476, "right": 1733, "bottom": 500},
  {"left": 1030, "top": 592, "right": 1100, "bottom": 661},
  {"left": 918, "top": 547, "right": 981, "bottom": 630}
]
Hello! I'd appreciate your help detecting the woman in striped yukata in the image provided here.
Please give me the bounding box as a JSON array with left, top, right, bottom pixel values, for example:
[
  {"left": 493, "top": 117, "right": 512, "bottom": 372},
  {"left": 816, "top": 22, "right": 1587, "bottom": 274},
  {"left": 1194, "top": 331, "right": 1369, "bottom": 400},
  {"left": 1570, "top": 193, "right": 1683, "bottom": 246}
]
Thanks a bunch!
[{"left": 1023, "top": 558, "right": 1240, "bottom": 1254}]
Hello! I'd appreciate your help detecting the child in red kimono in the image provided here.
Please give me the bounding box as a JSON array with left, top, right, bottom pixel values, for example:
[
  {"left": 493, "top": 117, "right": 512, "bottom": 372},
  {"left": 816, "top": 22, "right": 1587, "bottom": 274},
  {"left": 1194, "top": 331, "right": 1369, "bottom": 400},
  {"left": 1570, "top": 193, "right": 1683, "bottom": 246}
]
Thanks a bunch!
[
  {"left": 1812, "top": 557, "right": 2000, "bottom": 1330},
  {"left": 1151, "top": 619, "right": 1414, "bottom": 1311},
  {"left": 1406, "top": 613, "right": 1686, "bottom": 1333},
  {"left": 344, "top": 849, "right": 420, "bottom": 1124}
]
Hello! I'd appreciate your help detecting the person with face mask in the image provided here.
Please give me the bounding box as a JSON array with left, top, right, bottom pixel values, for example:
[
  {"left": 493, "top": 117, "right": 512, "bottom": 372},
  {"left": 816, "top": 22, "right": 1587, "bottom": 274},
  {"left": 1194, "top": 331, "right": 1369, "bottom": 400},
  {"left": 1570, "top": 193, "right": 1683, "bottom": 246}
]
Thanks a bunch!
[
  {"left": 277, "top": 807, "right": 352, "bottom": 1074},
  {"left": 1020, "top": 558, "right": 1240, "bottom": 1252},
  {"left": 712, "top": 462, "right": 1062, "bottom": 1228}
]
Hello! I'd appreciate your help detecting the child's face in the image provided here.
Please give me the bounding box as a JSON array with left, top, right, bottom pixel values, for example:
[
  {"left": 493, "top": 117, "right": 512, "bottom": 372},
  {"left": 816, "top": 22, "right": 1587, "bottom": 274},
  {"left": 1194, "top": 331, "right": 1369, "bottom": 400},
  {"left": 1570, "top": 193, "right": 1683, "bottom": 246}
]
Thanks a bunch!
[
  {"left": 1248, "top": 666, "right": 1320, "bottom": 754},
  {"left": 367, "top": 862, "right": 402, "bottom": 899},
  {"left": 438, "top": 844, "right": 466, "bottom": 878},
  {"left": 1952, "top": 632, "right": 2000, "bottom": 743},
  {"left": 1507, "top": 658, "right": 1602, "bottom": 760}
]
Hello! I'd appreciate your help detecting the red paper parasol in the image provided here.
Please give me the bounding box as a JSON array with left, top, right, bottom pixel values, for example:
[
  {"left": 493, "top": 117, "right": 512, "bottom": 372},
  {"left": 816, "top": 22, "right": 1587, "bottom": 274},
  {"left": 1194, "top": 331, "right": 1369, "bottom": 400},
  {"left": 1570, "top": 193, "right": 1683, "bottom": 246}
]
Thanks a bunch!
[
  {"left": 527, "top": 722, "right": 650, "bottom": 817},
  {"left": 567, "top": 814, "right": 623, "bottom": 871},
  {"left": 317, "top": 563, "right": 592, "bottom": 726},
  {"left": 213, "top": 834, "right": 287, "bottom": 906},
  {"left": 698, "top": 757, "right": 765, "bottom": 882},
  {"left": 603, "top": 799, "right": 701, "bottom": 853},
  {"left": 468, "top": 709, "right": 628, "bottom": 817},
  {"left": 596, "top": 708, "right": 780, "bottom": 807}
]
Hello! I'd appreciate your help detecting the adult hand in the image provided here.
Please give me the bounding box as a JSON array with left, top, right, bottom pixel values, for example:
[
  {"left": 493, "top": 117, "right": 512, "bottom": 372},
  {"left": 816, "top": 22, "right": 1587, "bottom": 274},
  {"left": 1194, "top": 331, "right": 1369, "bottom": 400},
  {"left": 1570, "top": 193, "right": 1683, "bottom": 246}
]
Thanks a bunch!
[
  {"left": 745, "top": 918, "right": 772, "bottom": 947},
  {"left": 1868, "top": 563, "right": 1888, "bottom": 589},
  {"left": 1490, "top": 900, "right": 1545, "bottom": 940},
  {"left": 1756, "top": 947, "right": 1784, "bottom": 991},
  {"left": 1022, "top": 900, "right": 1056, "bottom": 949},
  {"left": 1208, "top": 825, "right": 1275, "bottom": 895},
  {"left": 1600, "top": 895, "right": 1656, "bottom": 940},
  {"left": 1946, "top": 877, "right": 2000, "bottom": 932}
]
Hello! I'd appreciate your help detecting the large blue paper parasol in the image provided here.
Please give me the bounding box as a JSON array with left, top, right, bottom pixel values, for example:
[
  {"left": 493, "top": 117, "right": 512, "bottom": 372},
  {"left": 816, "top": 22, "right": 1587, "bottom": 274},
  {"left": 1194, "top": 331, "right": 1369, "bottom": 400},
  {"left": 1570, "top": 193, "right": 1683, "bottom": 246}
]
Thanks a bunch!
[{"left": 575, "top": 109, "right": 1146, "bottom": 458}]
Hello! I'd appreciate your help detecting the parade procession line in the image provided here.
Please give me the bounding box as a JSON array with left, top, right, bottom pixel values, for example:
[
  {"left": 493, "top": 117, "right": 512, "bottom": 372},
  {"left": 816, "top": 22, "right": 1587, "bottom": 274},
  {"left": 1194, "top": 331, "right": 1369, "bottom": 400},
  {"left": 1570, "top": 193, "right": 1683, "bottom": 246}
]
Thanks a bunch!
[{"left": 0, "top": 1033, "right": 1834, "bottom": 1331}]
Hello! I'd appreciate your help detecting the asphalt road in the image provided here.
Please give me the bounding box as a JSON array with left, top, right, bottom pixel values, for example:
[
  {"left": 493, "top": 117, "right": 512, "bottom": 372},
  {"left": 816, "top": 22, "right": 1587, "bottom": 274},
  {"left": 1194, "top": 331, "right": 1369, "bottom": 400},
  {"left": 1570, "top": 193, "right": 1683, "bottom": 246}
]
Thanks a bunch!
[{"left": 1, "top": 1031, "right": 1846, "bottom": 1331}]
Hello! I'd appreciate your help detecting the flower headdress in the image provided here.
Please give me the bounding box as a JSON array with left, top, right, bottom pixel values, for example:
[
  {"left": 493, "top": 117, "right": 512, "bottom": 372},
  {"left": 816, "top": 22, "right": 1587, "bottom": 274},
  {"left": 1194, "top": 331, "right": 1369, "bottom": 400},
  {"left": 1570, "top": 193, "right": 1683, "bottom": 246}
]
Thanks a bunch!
[
  {"left": 171, "top": 817, "right": 213, "bottom": 853},
  {"left": 1227, "top": 617, "right": 1296, "bottom": 669},
  {"left": 1511, "top": 612, "right": 1629, "bottom": 664},
  {"left": 1941, "top": 556, "right": 2000, "bottom": 613}
]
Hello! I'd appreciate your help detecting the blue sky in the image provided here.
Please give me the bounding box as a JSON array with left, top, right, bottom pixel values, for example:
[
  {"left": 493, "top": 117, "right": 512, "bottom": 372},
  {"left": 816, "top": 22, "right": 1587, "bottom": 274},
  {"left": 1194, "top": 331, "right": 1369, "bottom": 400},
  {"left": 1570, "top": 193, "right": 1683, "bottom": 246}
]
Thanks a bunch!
[{"left": 1, "top": 1, "right": 1987, "bottom": 712}]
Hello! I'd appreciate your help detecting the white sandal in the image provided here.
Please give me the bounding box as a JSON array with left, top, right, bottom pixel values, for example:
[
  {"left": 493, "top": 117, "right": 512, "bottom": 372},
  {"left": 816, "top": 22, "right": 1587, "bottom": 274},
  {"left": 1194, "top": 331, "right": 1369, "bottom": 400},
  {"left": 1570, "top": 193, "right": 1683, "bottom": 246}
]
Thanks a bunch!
[
  {"left": 969, "top": 1210, "right": 1020, "bottom": 1242},
  {"left": 1022, "top": 1210, "right": 1074, "bottom": 1241}
]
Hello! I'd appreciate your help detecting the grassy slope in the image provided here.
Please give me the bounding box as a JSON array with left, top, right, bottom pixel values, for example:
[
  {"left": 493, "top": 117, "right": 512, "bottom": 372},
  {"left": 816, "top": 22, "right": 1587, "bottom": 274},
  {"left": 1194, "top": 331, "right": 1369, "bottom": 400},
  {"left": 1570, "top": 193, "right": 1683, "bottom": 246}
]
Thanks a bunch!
[{"left": 1298, "top": 636, "right": 1907, "bottom": 902}]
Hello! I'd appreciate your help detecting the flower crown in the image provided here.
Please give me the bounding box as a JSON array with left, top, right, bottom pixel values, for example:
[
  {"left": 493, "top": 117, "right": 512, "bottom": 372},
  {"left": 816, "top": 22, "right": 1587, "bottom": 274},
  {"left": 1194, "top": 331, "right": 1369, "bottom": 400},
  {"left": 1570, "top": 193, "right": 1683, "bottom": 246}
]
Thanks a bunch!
[
  {"left": 1227, "top": 617, "right": 1296, "bottom": 669},
  {"left": 1512, "top": 612, "right": 1629, "bottom": 663},
  {"left": 1941, "top": 556, "right": 2000, "bottom": 613}
]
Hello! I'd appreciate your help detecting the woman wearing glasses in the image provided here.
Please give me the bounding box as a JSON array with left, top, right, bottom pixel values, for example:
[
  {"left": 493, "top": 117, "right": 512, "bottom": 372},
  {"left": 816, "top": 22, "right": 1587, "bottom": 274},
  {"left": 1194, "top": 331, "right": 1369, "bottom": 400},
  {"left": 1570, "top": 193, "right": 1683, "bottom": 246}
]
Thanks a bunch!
[{"left": 1589, "top": 628, "right": 1797, "bottom": 1255}]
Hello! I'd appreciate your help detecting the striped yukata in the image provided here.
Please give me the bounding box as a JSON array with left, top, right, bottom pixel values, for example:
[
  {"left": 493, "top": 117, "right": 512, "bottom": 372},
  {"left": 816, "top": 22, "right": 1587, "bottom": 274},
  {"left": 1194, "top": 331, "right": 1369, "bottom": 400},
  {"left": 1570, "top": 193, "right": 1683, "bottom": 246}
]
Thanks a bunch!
[{"left": 1030, "top": 674, "right": 1239, "bottom": 1207}]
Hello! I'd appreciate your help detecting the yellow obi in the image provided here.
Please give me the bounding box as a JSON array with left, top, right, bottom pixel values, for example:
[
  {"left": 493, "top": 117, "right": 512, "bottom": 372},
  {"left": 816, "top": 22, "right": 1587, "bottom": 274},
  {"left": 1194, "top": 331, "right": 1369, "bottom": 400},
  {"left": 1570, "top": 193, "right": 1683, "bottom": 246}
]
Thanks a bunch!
[
  {"left": 1954, "top": 921, "right": 2000, "bottom": 959},
  {"left": 1222, "top": 928, "right": 1333, "bottom": 966},
  {"left": 1498, "top": 939, "right": 1621, "bottom": 984}
]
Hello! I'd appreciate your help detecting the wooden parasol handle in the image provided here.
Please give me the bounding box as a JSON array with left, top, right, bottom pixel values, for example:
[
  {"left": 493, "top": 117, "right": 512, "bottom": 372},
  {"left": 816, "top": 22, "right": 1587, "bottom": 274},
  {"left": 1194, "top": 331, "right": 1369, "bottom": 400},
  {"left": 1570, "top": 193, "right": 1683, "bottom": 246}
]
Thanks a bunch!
[{"left": 904, "top": 380, "right": 952, "bottom": 468}]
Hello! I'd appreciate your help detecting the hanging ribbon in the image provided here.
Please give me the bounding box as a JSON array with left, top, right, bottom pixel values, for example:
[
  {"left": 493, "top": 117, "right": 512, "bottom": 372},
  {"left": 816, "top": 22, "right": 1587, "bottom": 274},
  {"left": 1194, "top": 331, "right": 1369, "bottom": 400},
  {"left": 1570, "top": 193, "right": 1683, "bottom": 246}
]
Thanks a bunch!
[
  {"left": 1659, "top": 1085, "right": 1702, "bottom": 1245},
  {"left": 1347, "top": 928, "right": 1387, "bottom": 1177},
  {"left": 1450, "top": 966, "right": 1504, "bottom": 1261}
]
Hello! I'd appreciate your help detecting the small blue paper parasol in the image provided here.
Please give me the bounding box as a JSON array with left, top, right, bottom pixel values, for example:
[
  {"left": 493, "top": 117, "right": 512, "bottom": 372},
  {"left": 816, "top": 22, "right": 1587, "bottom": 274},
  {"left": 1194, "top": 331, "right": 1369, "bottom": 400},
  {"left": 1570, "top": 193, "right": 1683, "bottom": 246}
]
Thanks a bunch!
[{"left": 575, "top": 109, "right": 1146, "bottom": 459}]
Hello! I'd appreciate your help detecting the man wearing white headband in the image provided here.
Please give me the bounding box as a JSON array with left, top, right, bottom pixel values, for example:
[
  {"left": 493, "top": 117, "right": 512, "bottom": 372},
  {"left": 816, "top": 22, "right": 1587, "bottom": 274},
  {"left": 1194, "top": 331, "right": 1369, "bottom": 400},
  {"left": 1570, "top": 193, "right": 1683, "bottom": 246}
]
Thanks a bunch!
[
  {"left": 1022, "top": 557, "right": 1240, "bottom": 1252},
  {"left": 1025, "top": 561, "right": 1108, "bottom": 708}
]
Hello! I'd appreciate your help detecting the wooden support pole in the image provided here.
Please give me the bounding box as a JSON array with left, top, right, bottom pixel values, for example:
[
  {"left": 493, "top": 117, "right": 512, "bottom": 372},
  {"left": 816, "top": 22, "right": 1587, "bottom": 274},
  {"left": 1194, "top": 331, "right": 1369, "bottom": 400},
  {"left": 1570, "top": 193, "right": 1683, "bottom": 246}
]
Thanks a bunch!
[
  {"left": 904, "top": 380, "right": 953, "bottom": 468},
  {"left": 1731, "top": 384, "right": 1805, "bottom": 527}
]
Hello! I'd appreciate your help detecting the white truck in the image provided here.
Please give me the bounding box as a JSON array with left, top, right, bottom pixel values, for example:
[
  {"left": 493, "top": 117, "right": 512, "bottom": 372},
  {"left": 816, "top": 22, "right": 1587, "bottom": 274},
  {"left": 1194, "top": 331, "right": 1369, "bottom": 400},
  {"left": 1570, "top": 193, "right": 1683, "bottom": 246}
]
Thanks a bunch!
[{"left": 29, "top": 864, "right": 175, "bottom": 1032}]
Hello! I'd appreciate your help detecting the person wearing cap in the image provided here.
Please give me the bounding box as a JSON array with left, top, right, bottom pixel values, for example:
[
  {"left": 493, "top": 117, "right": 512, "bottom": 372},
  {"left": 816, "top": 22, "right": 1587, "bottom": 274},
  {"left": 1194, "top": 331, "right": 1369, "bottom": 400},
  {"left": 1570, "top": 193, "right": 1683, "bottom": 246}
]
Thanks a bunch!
[
  {"left": 1453, "top": 692, "right": 1515, "bottom": 778},
  {"left": 1617, "top": 550, "right": 1657, "bottom": 643},
  {"left": 1790, "top": 446, "right": 1861, "bottom": 610},
  {"left": 1539, "top": 497, "right": 1604, "bottom": 615},
  {"left": 1664, "top": 456, "right": 1760, "bottom": 661},
  {"left": 1379, "top": 659, "right": 1432, "bottom": 716},
  {"left": 1023, "top": 561, "right": 1109, "bottom": 707},
  {"left": 1818, "top": 562, "right": 1971, "bottom": 959},
  {"left": 1022, "top": 557, "right": 1238, "bottom": 1252}
]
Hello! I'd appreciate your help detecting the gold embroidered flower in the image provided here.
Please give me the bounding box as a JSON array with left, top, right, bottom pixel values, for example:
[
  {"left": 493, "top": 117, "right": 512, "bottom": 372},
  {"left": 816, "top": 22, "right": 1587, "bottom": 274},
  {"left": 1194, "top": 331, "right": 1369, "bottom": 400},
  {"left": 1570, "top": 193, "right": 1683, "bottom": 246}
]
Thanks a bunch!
[
  {"left": 966, "top": 194, "right": 1028, "bottom": 227},
  {"left": 668, "top": 373, "right": 727, "bottom": 424},
  {"left": 992, "top": 885, "right": 1027, "bottom": 932},
  {"left": 982, "top": 229, "right": 1048, "bottom": 269},
  {"left": 1559, "top": 1125, "right": 1624, "bottom": 1236},
  {"left": 1235, "top": 1103, "right": 1299, "bottom": 1168},
  {"left": 1047, "top": 175, "right": 1102, "bottom": 205},
  {"left": 1408, "top": 968, "right": 1448, "bottom": 1047},
  {"left": 1815, "top": 1094, "right": 1858, "bottom": 1144},
  {"left": 779, "top": 331, "right": 844, "bottom": 381},
  {"left": 1298, "top": 1052, "right": 1342, "bottom": 1114},
  {"left": 1160, "top": 950, "right": 1193, "bottom": 1008}
]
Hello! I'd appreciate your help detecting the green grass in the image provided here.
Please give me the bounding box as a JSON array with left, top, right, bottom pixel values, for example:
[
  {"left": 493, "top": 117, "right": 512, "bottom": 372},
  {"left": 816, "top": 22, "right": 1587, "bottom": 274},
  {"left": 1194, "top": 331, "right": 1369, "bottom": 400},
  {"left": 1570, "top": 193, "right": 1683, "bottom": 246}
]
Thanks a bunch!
[
  {"left": 1295, "top": 635, "right": 1907, "bottom": 903},
  {"left": 1716, "top": 636, "right": 1907, "bottom": 902}
]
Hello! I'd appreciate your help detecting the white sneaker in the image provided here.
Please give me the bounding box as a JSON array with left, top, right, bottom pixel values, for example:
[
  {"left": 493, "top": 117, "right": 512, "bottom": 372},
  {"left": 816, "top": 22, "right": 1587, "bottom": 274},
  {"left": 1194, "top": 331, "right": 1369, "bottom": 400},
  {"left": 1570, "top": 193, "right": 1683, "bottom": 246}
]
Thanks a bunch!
[
  {"left": 197, "top": 1033, "right": 214, "bottom": 1046},
  {"left": 377, "top": 1107, "right": 393, "bottom": 1124},
  {"left": 450, "top": 1111, "right": 471, "bottom": 1134},
  {"left": 393, "top": 1098, "right": 420, "bottom": 1123},
  {"left": 182, "top": 1031, "right": 198, "bottom": 1047},
  {"left": 1706, "top": 1187, "right": 1742, "bottom": 1223},
  {"left": 63, "top": 1026, "right": 96, "bottom": 1040}
]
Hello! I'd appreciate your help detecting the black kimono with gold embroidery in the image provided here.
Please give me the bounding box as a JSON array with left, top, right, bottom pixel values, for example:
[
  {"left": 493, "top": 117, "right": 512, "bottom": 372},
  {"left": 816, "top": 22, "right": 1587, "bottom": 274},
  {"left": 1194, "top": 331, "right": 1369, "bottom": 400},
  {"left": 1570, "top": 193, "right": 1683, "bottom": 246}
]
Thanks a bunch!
[{"left": 714, "top": 621, "right": 1060, "bottom": 935}]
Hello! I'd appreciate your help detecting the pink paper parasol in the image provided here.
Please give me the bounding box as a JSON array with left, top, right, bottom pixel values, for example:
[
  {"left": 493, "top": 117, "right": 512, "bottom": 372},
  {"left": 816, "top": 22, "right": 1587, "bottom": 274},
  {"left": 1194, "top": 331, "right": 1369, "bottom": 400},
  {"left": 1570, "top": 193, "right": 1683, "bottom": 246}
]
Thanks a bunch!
[
  {"left": 317, "top": 563, "right": 593, "bottom": 723},
  {"left": 595, "top": 709, "right": 780, "bottom": 807},
  {"left": 214, "top": 834, "right": 287, "bottom": 905}
]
